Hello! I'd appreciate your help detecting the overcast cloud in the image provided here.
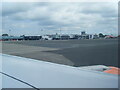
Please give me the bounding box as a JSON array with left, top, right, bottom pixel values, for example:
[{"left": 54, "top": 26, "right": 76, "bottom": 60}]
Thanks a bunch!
[{"left": 1, "top": 2, "right": 118, "bottom": 36}]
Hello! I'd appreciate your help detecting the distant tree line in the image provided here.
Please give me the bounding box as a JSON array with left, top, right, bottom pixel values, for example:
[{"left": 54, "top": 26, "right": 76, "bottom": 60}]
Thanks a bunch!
[{"left": 2, "top": 34, "right": 9, "bottom": 36}]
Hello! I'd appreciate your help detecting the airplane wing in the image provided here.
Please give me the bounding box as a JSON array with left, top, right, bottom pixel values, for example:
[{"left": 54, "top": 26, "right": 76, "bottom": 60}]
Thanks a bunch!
[{"left": 0, "top": 54, "right": 119, "bottom": 89}]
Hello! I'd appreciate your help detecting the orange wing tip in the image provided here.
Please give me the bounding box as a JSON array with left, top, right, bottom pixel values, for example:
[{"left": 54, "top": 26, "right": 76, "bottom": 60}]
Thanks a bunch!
[{"left": 104, "top": 66, "right": 120, "bottom": 75}]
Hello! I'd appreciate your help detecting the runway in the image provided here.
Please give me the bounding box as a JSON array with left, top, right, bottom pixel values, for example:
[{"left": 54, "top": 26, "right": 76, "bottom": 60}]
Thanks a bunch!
[{"left": 2, "top": 39, "right": 118, "bottom": 67}]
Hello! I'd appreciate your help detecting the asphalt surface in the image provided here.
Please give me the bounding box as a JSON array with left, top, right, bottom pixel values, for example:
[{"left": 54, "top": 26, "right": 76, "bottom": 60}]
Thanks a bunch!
[{"left": 2, "top": 39, "right": 119, "bottom": 67}]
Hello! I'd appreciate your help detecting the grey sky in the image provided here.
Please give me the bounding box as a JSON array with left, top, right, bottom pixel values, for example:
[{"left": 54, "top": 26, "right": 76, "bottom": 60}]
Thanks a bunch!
[{"left": 1, "top": 2, "right": 118, "bottom": 36}]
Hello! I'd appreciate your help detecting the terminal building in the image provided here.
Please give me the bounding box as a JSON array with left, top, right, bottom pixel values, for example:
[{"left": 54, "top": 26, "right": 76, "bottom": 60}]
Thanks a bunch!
[
  {"left": 80, "top": 31, "right": 98, "bottom": 39},
  {"left": 0, "top": 34, "right": 42, "bottom": 41},
  {"left": 60, "top": 35, "right": 70, "bottom": 40},
  {"left": 0, "top": 36, "right": 24, "bottom": 41},
  {"left": 23, "top": 36, "right": 42, "bottom": 40}
]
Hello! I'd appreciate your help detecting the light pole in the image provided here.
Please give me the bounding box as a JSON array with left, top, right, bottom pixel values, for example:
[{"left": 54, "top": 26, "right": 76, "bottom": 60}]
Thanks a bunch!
[
  {"left": 9, "top": 29, "right": 11, "bottom": 36},
  {"left": 41, "top": 29, "right": 43, "bottom": 36},
  {"left": 60, "top": 27, "right": 62, "bottom": 39}
]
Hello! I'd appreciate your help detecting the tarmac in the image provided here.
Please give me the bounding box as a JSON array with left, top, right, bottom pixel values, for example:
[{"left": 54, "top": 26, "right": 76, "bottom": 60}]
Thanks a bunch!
[{"left": 2, "top": 39, "right": 119, "bottom": 67}]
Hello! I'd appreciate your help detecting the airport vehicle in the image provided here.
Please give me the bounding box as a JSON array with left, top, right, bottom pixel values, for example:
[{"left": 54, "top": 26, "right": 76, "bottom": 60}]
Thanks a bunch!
[{"left": 0, "top": 54, "right": 119, "bottom": 89}]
